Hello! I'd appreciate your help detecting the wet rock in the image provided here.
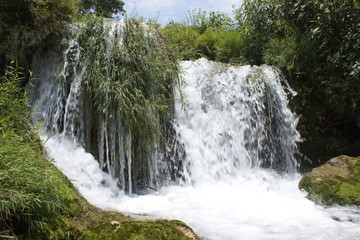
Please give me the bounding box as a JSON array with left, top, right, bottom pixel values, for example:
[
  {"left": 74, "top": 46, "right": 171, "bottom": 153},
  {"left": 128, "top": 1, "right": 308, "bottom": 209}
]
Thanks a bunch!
[
  {"left": 79, "top": 220, "right": 200, "bottom": 240},
  {"left": 299, "top": 155, "right": 360, "bottom": 205}
]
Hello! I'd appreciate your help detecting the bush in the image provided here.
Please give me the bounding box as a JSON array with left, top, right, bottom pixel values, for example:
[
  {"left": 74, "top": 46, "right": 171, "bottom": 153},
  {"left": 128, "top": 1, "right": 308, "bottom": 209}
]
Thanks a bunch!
[
  {"left": 80, "top": 0, "right": 125, "bottom": 17},
  {"left": 214, "top": 30, "right": 246, "bottom": 64},
  {"left": 0, "top": 0, "right": 79, "bottom": 74},
  {"left": 263, "top": 35, "right": 297, "bottom": 72},
  {"left": 195, "top": 29, "right": 218, "bottom": 60},
  {"left": 160, "top": 23, "right": 200, "bottom": 60},
  {"left": 194, "top": 28, "right": 246, "bottom": 63},
  {"left": 160, "top": 10, "right": 240, "bottom": 62}
]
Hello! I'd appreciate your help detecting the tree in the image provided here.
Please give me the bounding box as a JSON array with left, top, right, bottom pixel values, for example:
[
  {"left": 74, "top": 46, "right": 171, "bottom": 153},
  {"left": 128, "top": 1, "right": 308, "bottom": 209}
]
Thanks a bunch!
[
  {"left": 81, "top": 0, "right": 125, "bottom": 17},
  {"left": 0, "top": 0, "right": 79, "bottom": 75},
  {"left": 186, "top": 9, "right": 233, "bottom": 34}
]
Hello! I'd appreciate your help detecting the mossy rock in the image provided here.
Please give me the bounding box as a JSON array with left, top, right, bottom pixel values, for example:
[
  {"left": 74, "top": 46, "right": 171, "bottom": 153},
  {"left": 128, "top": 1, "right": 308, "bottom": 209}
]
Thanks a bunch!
[
  {"left": 29, "top": 164, "right": 200, "bottom": 240},
  {"left": 79, "top": 220, "right": 200, "bottom": 240},
  {"left": 27, "top": 164, "right": 200, "bottom": 240},
  {"left": 299, "top": 155, "right": 360, "bottom": 205}
]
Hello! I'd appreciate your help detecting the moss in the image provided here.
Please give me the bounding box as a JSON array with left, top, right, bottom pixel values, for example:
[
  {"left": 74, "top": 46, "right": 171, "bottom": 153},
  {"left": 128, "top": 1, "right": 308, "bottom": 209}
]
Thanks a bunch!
[
  {"left": 33, "top": 214, "right": 73, "bottom": 240},
  {"left": 79, "top": 220, "right": 199, "bottom": 240},
  {"left": 299, "top": 155, "right": 360, "bottom": 205}
]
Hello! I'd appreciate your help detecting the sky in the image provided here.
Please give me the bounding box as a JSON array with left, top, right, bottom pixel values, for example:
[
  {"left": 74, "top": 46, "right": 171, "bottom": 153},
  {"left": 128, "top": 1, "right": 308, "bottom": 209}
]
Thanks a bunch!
[{"left": 124, "top": 0, "right": 243, "bottom": 26}]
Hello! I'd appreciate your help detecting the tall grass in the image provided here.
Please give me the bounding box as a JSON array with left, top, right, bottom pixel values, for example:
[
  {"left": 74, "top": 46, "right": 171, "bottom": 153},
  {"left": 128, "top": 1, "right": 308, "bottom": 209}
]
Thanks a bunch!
[
  {"left": 0, "top": 65, "right": 81, "bottom": 239},
  {"left": 77, "top": 17, "right": 179, "bottom": 186}
]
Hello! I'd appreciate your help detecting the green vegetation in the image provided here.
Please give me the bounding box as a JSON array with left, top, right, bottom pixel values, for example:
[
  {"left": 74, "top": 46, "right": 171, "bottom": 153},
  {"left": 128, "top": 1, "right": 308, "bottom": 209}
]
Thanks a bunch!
[
  {"left": 0, "top": 0, "right": 126, "bottom": 77},
  {"left": 80, "top": 0, "right": 125, "bottom": 17},
  {"left": 0, "top": 65, "right": 85, "bottom": 239},
  {"left": 299, "top": 155, "right": 360, "bottom": 205},
  {"left": 79, "top": 18, "right": 177, "bottom": 141},
  {"left": 79, "top": 220, "right": 199, "bottom": 240},
  {"left": 235, "top": 0, "right": 360, "bottom": 163},
  {"left": 161, "top": 23, "right": 200, "bottom": 60},
  {"left": 77, "top": 17, "right": 179, "bottom": 185},
  {"left": 160, "top": 9, "right": 246, "bottom": 63},
  {"left": 0, "top": 0, "right": 79, "bottom": 75}
]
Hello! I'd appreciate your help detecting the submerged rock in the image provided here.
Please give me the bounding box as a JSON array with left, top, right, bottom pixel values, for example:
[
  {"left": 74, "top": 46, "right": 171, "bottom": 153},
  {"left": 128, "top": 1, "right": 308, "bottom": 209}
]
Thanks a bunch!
[{"left": 299, "top": 155, "right": 360, "bottom": 205}]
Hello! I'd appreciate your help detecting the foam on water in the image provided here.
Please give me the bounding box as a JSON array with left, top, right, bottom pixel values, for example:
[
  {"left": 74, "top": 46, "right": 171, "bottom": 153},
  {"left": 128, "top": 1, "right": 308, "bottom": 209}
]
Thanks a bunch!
[
  {"left": 44, "top": 137, "right": 360, "bottom": 240},
  {"left": 43, "top": 136, "right": 125, "bottom": 208},
  {"left": 36, "top": 58, "right": 360, "bottom": 239}
]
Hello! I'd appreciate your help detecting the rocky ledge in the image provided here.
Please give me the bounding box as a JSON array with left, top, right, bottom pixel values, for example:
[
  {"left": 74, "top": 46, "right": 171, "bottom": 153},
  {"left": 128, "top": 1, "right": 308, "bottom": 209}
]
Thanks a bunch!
[{"left": 299, "top": 155, "right": 360, "bottom": 206}]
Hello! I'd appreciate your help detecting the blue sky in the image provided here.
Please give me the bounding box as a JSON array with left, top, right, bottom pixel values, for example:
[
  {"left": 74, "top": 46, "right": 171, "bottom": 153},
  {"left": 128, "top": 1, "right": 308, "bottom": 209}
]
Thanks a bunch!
[{"left": 124, "top": 0, "right": 243, "bottom": 25}]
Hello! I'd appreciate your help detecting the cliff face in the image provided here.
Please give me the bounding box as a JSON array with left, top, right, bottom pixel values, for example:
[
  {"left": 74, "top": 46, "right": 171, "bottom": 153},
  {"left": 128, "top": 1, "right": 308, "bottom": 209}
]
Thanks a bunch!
[{"left": 299, "top": 155, "right": 360, "bottom": 206}]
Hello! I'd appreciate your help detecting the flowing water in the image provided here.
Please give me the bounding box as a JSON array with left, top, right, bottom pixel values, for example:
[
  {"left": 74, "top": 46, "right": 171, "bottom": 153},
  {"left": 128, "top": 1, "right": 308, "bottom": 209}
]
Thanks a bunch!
[{"left": 31, "top": 49, "right": 360, "bottom": 239}]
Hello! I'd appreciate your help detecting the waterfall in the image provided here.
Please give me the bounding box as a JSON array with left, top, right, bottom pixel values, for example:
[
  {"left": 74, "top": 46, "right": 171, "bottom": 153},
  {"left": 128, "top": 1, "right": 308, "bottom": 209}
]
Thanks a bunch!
[
  {"left": 175, "top": 59, "right": 300, "bottom": 184},
  {"left": 29, "top": 22, "right": 360, "bottom": 240},
  {"left": 30, "top": 18, "right": 178, "bottom": 194}
]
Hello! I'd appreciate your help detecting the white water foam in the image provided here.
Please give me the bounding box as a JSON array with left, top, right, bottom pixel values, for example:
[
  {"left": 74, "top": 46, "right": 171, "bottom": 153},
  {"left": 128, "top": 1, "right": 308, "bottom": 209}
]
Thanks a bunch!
[
  {"left": 43, "top": 137, "right": 360, "bottom": 240},
  {"left": 39, "top": 58, "right": 360, "bottom": 240}
]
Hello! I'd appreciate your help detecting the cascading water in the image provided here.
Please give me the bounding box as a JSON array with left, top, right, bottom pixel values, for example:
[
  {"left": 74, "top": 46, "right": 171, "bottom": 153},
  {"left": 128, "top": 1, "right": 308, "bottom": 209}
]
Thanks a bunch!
[
  {"left": 30, "top": 18, "right": 179, "bottom": 195},
  {"left": 30, "top": 22, "right": 360, "bottom": 239},
  {"left": 175, "top": 59, "right": 300, "bottom": 185}
]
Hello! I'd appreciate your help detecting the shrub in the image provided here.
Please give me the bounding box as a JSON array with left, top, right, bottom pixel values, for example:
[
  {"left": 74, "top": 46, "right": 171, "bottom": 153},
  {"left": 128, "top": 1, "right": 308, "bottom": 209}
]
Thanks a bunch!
[
  {"left": 0, "top": 0, "right": 79, "bottom": 74},
  {"left": 263, "top": 35, "right": 298, "bottom": 72},
  {"left": 214, "top": 30, "right": 246, "bottom": 64},
  {"left": 160, "top": 23, "right": 200, "bottom": 60},
  {"left": 195, "top": 28, "right": 218, "bottom": 60}
]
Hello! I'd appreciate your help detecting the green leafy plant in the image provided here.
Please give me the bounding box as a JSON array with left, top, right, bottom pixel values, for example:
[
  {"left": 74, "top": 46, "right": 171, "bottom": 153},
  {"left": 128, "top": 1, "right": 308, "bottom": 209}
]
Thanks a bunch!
[
  {"left": 161, "top": 10, "right": 247, "bottom": 63},
  {"left": 0, "top": 0, "right": 79, "bottom": 74},
  {"left": 160, "top": 23, "right": 200, "bottom": 60},
  {"left": 77, "top": 17, "right": 179, "bottom": 185},
  {"left": 80, "top": 0, "right": 125, "bottom": 17},
  {"left": 234, "top": 0, "right": 360, "bottom": 161},
  {"left": 0, "top": 65, "right": 86, "bottom": 239}
]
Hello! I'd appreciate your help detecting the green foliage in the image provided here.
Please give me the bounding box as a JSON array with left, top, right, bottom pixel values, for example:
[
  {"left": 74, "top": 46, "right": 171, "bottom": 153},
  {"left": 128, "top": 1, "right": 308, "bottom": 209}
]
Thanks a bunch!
[
  {"left": 0, "top": 66, "right": 54, "bottom": 236},
  {"left": 0, "top": 66, "right": 86, "bottom": 239},
  {"left": 161, "top": 10, "right": 245, "bottom": 64},
  {"left": 263, "top": 35, "right": 298, "bottom": 72},
  {"left": 77, "top": 17, "right": 179, "bottom": 182},
  {"left": 79, "top": 220, "right": 199, "bottom": 240},
  {"left": 0, "top": 65, "right": 29, "bottom": 131},
  {"left": 0, "top": 0, "right": 79, "bottom": 74},
  {"left": 195, "top": 29, "right": 218, "bottom": 60},
  {"left": 186, "top": 9, "right": 234, "bottom": 34},
  {"left": 214, "top": 30, "right": 246, "bottom": 64},
  {"left": 161, "top": 23, "right": 200, "bottom": 60},
  {"left": 80, "top": 0, "right": 125, "bottom": 17},
  {"left": 78, "top": 17, "right": 177, "bottom": 140},
  {"left": 234, "top": 0, "right": 360, "bottom": 160}
]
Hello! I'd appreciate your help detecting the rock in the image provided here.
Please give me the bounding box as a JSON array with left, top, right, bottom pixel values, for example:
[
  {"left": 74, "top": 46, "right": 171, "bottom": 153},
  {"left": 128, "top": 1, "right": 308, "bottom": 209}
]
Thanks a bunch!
[
  {"left": 29, "top": 162, "right": 200, "bottom": 240},
  {"left": 299, "top": 155, "right": 360, "bottom": 205},
  {"left": 79, "top": 220, "right": 200, "bottom": 240}
]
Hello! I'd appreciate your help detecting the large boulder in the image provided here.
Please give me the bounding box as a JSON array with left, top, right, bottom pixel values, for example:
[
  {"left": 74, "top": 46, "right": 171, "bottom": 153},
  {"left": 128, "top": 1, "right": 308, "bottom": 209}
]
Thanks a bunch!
[{"left": 299, "top": 155, "right": 360, "bottom": 205}]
